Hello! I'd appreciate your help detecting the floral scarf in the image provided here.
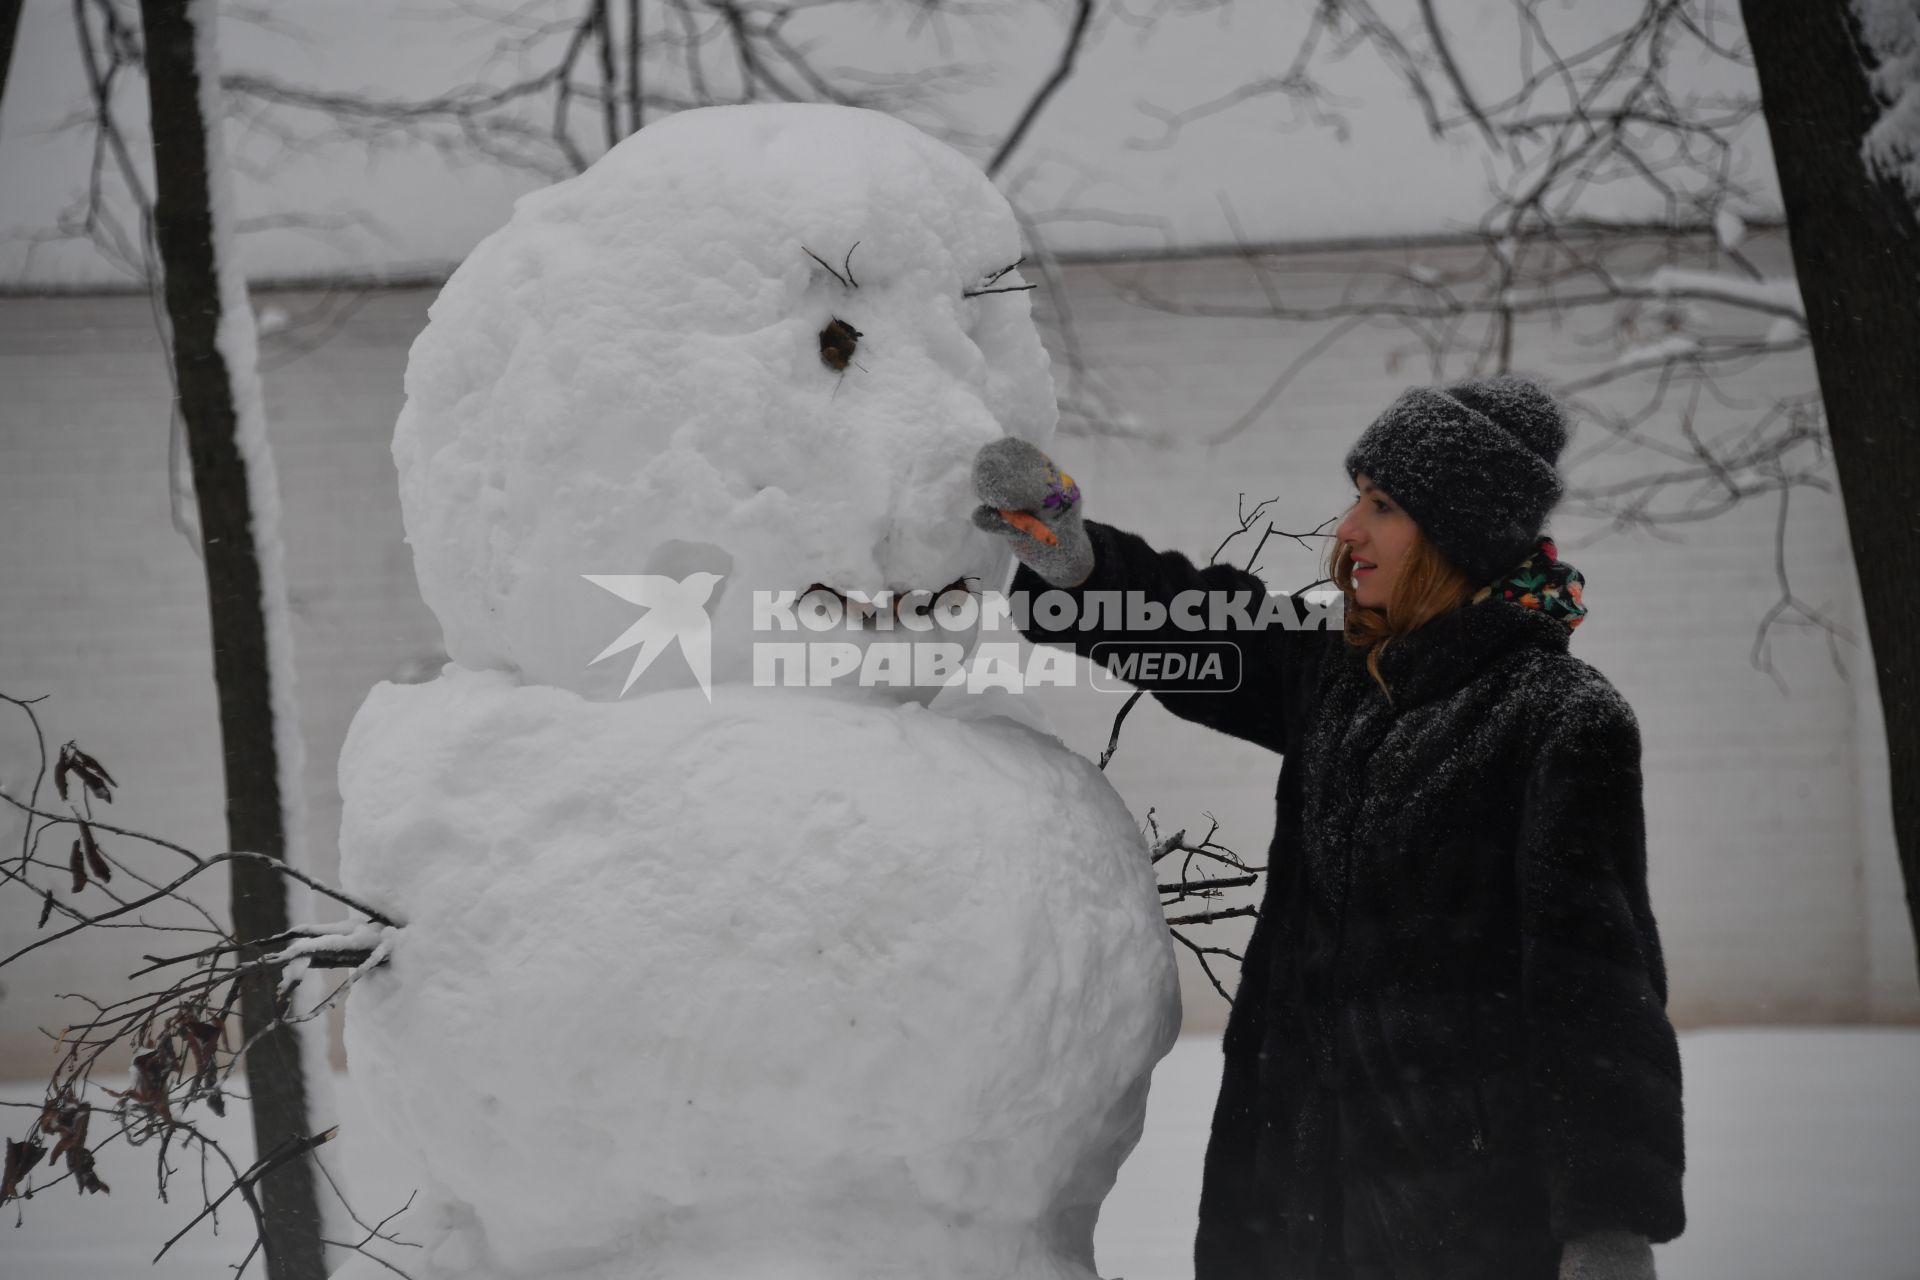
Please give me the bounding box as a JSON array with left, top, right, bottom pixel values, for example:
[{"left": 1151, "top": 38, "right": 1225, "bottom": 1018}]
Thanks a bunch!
[{"left": 1469, "top": 536, "right": 1587, "bottom": 631}]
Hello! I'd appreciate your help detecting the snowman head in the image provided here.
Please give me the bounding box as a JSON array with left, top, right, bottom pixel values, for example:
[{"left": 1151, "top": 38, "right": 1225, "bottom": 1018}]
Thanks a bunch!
[{"left": 395, "top": 103, "right": 1058, "bottom": 701}]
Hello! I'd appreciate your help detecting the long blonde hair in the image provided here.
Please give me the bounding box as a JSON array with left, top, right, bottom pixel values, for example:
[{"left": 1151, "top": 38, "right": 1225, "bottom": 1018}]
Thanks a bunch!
[{"left": 1325, "top": 526, "right": 1474, "bottom": 705}]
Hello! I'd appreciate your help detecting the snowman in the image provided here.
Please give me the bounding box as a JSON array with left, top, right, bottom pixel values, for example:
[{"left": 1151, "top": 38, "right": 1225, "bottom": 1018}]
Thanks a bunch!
[{"left": 331, "top": 104, "right": 1181, "bottom": 1280}]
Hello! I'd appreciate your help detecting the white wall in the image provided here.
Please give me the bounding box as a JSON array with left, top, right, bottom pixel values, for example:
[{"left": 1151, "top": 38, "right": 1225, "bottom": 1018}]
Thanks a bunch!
[{"left": 1, "top": 242, "right": 1913, "bottom": 1077}]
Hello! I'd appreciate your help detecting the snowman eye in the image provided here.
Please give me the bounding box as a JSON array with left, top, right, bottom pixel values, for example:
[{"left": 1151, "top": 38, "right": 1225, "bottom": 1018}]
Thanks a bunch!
[
  {"left": 819, "top": 318, "right": 862, "bottom": 371},
  {"left": 963, "top": 258, "right": 1037, "bottom": 298}
]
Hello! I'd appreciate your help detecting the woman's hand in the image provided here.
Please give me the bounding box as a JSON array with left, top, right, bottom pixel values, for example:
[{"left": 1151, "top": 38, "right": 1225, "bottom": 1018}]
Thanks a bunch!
[
  {"left": 1559, "top": 1231, "right": 1657, "bottom": 1280},
  {"left": 970, "top": 438, "right": 1095, "bottom": 588}
]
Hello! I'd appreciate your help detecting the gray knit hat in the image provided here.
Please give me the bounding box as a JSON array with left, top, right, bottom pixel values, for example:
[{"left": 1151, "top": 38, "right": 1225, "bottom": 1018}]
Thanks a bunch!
[{"left": 1343, "top": 374, "right": 1569, "bottom": 587}]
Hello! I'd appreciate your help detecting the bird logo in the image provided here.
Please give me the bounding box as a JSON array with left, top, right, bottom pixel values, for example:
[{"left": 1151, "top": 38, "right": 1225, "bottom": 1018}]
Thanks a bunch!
[{"left": 582, "top": 572, "right": 726, "bottom": 700}]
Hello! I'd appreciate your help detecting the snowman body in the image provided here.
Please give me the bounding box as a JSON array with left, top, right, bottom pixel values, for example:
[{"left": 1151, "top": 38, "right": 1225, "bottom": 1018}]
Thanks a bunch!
[{"left": 335, "top": 104, "right": 1181, "bottom": 1280}]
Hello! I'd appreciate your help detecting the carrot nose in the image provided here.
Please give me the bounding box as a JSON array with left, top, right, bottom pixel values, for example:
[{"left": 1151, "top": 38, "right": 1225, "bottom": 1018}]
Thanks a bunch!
[{"left": 998, "top": 508, "right": 1059, "bottom": 547}]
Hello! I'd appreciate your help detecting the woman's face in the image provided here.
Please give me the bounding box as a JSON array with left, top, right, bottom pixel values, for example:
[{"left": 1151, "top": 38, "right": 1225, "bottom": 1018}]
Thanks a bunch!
[{"left": 1336, "top": 474, "right": 1418, "bottom": 611}]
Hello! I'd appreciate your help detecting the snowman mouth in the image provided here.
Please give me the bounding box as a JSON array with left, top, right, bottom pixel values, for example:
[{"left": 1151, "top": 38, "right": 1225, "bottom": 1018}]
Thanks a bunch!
[{"left": 799, "top": 576, "right": 978, "bottom": 625}]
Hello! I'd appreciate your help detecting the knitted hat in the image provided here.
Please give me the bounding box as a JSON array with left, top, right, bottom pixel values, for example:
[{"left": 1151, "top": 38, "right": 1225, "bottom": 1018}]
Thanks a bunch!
[{"left": 1343, "top": 375, "right": 1569, "bottom": 587}]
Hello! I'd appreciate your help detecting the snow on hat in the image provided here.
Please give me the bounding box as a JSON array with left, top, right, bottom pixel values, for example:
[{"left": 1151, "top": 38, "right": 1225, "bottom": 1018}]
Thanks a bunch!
[{"left": 1343, "top": 374, "right": 1569, "bottom": 587}]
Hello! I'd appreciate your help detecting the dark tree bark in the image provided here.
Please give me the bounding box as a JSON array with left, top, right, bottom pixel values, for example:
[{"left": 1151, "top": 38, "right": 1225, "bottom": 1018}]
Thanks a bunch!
[
  {"left": 0, "top": 0, "right": 24, "bottom": 131},
  {"left": 1744, "top": 0, "right": 1920, "bottom": 982},
  {"left": 137, "top": 2, "right": 328, "bottom": 1277}
]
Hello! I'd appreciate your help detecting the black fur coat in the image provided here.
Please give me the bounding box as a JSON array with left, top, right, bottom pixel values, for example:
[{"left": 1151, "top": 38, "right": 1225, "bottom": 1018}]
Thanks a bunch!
[{"left": 1012, "top": 520, "right": 1685, "bottom": 1280}]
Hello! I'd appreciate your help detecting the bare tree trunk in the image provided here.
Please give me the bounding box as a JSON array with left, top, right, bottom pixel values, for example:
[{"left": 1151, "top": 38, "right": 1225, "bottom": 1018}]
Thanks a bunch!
[
  {"left": 1744, "top": 0, "right": 1920, "bottom": 982},
  {"left": 626, "top": 0, "right": 643, "bottom": 134},
  {"left": 0, "top": 0, "right": 24, "bottom": 131},
  {"left": 137, "top": 2, "right": 329, "bottom": 1276}
]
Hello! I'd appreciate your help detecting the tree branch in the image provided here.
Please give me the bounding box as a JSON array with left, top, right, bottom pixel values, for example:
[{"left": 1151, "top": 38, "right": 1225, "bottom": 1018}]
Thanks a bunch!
[{"left": 988, "top": 0, "right": 1094, "bottom": 178}]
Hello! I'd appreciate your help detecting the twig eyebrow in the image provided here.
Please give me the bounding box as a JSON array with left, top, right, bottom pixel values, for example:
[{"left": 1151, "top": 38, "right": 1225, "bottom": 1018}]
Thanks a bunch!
[{"left": 803, "top": 242, "right": 859, "bottom": 289}]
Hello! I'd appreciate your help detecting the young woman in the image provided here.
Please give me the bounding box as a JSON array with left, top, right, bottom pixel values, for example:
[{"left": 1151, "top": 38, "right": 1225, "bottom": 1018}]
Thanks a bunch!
[{"left": 970, "top": 376, "right": 1685, "bottom": 1280}]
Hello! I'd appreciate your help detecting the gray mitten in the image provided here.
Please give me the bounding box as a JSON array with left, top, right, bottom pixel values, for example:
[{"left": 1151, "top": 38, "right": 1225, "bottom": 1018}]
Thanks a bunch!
[
  {"left": 970, "top": 438, "right": 1095, "bottom": 588},
  {"left": 1559, "top": 1231, "right": 1657, "bottom": 1280}
]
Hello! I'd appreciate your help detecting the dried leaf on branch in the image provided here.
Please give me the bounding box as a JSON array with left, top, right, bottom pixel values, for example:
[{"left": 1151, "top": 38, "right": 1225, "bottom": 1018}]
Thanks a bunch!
[
  {"left": 2, "top": 690, "right": 407, "bottom": 1262},
  {"left": 2, "top": 1137, "right": 47, "bottom": 1203},
  {"left": 78, "top": 821, "right": 111, "bottom": 883},
  {"left": 53, "top": 742, "right": 116, "bottom": 805}
]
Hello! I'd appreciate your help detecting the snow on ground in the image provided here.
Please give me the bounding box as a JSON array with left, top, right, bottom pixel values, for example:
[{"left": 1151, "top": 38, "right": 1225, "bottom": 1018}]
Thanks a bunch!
[{"left": 4, "top": 1028, "right": 1915, "bottom": 1279}]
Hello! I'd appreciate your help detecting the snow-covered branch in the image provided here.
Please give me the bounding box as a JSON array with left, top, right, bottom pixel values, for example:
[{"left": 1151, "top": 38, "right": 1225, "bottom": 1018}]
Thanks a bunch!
[
  {"left": 1112, "top": 0, "right": 1844, "bottom": 668},
  {"left": 1856, "top": 0, "right": 1920, "bottom": 200},
  {"left": 0, "top": 690, "right": 409, "bottom": 1276}
]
